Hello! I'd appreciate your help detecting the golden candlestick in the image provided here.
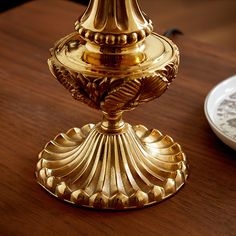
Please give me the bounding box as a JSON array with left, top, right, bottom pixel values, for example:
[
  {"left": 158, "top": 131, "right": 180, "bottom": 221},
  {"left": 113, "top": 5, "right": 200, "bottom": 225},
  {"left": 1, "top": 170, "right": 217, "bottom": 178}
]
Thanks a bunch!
[{"left": 36, "top": 0, "right": 188, "bottom": 210}]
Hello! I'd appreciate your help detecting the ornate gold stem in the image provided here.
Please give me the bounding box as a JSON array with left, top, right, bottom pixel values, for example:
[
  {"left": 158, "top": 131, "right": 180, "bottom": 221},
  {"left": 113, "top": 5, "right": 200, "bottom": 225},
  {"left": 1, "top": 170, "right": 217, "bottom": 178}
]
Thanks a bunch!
[{"left": 36, "top": 0, "right": 188, "bottom": 210}]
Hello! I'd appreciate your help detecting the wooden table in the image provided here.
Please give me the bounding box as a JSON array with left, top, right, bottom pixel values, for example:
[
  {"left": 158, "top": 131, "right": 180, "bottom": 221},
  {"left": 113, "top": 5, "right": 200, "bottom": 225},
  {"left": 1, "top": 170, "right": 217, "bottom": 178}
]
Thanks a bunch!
[{"left": 0, "top": 1, "right": 235, "bottom": 235}]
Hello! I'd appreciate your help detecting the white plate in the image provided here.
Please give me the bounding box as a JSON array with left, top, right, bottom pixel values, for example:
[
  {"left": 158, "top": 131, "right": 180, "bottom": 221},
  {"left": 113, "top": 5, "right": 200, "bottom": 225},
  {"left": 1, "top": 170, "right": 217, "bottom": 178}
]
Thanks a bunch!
[{"left": 204, "top": 75, "right": 236, "bottom": 150}]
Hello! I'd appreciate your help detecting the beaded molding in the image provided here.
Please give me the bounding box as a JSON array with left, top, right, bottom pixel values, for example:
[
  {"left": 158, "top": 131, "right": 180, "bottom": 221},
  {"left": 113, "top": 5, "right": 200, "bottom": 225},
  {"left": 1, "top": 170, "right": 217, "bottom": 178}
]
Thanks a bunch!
[{"left": 75, "top": 20, "right": 153, "bottom": 46}]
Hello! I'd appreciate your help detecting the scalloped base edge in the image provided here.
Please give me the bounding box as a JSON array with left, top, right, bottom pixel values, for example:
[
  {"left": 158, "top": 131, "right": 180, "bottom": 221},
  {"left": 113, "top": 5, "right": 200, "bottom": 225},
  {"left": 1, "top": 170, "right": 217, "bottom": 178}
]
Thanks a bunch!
[{"left": 36, "top": 123, "right": 188, "bottom": 210}]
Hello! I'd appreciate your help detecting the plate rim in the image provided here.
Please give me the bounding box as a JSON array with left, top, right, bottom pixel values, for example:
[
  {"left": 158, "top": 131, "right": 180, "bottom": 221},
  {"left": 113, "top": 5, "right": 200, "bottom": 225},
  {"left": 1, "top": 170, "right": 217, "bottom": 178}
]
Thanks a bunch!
[{"left": 204, "top": 74, "right": 236, "bottom": 144}]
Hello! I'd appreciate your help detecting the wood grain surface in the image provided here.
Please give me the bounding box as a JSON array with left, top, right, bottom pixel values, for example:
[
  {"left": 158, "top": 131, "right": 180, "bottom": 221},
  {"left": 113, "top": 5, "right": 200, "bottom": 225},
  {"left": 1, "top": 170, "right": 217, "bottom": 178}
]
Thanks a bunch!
[
  {"left": 139, "top": 0, "right": 236, "bottom": 51},
  {"left": 0, "top": 1, "right": 236, "bottom": 236}
]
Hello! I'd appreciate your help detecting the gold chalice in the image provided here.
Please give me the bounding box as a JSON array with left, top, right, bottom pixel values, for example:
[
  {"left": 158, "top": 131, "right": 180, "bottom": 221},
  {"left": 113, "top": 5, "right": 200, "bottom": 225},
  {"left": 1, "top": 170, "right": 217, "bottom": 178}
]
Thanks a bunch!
[{"left": 36, "top": 0, "right": 188, "bottom": 210}]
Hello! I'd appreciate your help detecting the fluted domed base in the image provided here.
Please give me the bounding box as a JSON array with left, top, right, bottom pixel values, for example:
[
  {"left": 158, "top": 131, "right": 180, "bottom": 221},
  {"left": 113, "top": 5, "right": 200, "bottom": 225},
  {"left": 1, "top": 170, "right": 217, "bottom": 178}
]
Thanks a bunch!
[{"left": 36, "top": 123, "right": 188, "bottom": 210}]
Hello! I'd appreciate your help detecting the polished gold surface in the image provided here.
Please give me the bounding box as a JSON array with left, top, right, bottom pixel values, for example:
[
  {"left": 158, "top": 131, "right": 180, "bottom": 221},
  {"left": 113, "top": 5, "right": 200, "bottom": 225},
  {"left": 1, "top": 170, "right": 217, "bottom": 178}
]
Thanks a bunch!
[{"left": 36, "top": 0, "right": 188, "bottom": 209}]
